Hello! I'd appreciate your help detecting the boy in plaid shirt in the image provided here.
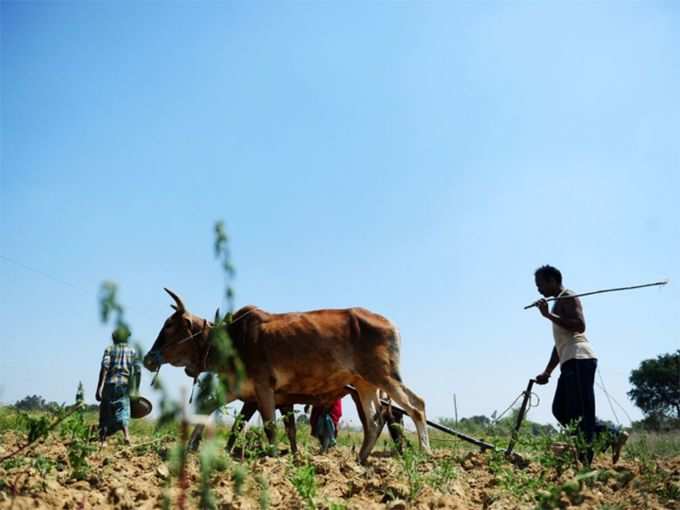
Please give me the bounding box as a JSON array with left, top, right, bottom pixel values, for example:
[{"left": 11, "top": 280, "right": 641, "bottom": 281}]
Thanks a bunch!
[{"left": 96, "top": 326, "right": 141, "bottom": 444}]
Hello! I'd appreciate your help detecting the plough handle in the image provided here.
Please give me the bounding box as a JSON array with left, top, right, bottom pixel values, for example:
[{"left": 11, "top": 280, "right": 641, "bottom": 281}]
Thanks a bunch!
[{"left": 505, "top": 379, "right": 535, "bottom": 456}]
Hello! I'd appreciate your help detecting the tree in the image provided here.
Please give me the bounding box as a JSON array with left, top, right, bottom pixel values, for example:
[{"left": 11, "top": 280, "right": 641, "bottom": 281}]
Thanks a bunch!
[
  {"left": 14, "top": 395, "right": 47, "bottom": 411},
  {"left": 628, "top": 350, "right": 680, "bottom": 420}
]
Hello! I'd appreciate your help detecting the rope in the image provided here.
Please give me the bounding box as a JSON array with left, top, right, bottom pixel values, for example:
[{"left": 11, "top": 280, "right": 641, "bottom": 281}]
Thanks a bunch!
[
  {"left": 492, "top": 392, "right": 525, "bottom": 423},
  {"left": 491, "top": 389, "right": 541, "bottom": 424},
  {"left": 595, "top": 369, "right": 634, "bottom": 426},
  {"left": 596, "top": 369, "right": 620, "bottom": 425}
]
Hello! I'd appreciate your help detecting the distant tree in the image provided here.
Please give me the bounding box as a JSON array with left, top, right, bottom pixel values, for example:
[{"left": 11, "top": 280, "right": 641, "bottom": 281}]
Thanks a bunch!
[
  {"left": 461, "top": 415, "right": 491, "bottom": 427},
  {"left": 12, "top": 395, "right": 67, "bottom": 412},
  {"left": 628, "top": 350, "right": 680, "bottom": 420},
  {"left": 14, "top": 395, "right": 47, "bottom": 411}
]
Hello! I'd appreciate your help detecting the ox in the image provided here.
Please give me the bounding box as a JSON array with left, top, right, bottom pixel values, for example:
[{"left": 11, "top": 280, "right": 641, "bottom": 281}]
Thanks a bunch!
[
  {"left": 189, "top": 388, "right": 406, "bottom": 455},
  {"left": 144, "top": 289, "right": 430, "bottom": 463}
]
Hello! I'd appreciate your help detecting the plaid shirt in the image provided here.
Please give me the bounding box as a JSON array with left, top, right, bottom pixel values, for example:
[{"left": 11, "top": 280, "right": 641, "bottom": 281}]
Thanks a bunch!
[{"left": 101, "top": 343, "right": 141, "bottom": 385}]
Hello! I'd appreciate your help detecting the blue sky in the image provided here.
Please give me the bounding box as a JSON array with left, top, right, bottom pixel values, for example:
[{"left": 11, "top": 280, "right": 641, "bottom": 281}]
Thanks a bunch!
[{"left": 1, "top": 2, "right": 678, "bottom": 429}]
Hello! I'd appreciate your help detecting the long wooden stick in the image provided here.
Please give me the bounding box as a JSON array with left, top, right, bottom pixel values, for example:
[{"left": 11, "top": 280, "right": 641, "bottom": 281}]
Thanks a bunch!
[
  {"left": 523, "top": 280, "right": 668, "bottom": 310},
  {"left": 345, "top": 384, "right": 497, "bottom": 451},
  {"left": 378, "top": 397, "right": 496, "bottom": 451}
]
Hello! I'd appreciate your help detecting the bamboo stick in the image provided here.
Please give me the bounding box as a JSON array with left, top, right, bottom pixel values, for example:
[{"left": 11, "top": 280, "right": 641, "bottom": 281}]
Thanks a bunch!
[{"left": 524, "top": 280, "right": 668, "bottom": 310}]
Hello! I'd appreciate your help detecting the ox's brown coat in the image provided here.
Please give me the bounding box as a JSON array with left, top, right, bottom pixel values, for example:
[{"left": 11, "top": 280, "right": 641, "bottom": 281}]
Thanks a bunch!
[{"left": 144, "top": 290, "right": 430, "bottom": 462}]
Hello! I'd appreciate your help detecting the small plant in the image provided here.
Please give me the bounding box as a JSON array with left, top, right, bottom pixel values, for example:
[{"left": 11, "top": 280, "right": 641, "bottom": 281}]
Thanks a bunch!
[
  {"left": 232, "top": 464, "right": 248, "bottom": 497},
  {"left": 255, "top": 474, "right": 270, "bottom": 510},
  {"left": 427, "top": 456, "right": 457, "bottom": 492},
  {"left": 637, "top": 456, "right": 680, "bottom": 503},
  {"left": 198, "top": 439, "right": 222, "bottom": 510},
  {"left": 291, "top": 463, "right": 317, "bottom": 508},
  {"left": 60, "top": 409, "right": 96, "bottom": 480},
  {"left": 327, "top": 503, "right": 348, "bottom": 510},
  {"left": 17, "top": 413, "right": 51, "bottom": 443},
  {"left": 487, "top": 445, "right": 550, "bottom": 503},
  {"left": 1, "top": 456, "right": 27, "bottom": 470},
  {"left": 29, "top": 455, "right": 57, "bottom": 490},
  {"left": 399, "top": 445, "right": 426, "bottom": 501},
  {"left": 535, "top": 470, "right": 598, "bottom": 509}
]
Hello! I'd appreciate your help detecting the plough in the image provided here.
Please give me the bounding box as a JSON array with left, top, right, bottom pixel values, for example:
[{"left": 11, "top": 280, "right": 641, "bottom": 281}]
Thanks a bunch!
[{"left": 376, "top": 379, "right": 536, "bottom": 460}]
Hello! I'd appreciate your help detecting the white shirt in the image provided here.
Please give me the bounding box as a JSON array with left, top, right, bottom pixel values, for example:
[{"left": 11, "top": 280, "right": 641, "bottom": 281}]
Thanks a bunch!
[{"left": 552, "top": 288, "right": 597, "bottom": 364}]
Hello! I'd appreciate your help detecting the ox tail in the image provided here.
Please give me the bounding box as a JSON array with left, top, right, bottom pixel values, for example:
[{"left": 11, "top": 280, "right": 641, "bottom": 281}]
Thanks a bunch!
[{"left": 389, "top": 324, "right": 403, "bottom": 383}]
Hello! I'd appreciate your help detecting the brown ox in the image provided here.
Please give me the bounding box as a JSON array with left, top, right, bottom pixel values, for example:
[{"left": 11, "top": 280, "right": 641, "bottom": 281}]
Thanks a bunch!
[
  {"left": 190, "top": 388, "right": 406, "bottom": 455},
  {"left": 143, "top": 289, "right": 430, "bottom": 463}
]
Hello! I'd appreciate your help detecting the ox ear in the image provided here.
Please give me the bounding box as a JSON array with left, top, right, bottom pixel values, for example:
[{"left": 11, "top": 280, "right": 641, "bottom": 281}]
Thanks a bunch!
[{"left": 164, "top": 288, "right": 186, "bottom": 313}]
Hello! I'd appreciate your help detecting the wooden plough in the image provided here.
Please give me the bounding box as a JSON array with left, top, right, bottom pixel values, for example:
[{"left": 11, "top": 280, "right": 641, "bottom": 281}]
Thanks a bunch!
[{"left": 377, "top": 379, "right": 536, "bottom": 460}]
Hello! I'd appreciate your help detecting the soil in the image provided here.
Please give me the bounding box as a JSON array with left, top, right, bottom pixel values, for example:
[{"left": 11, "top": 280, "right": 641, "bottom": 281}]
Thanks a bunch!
[{"left": 1, "top": 433, "right": 678, "bottom": 509}]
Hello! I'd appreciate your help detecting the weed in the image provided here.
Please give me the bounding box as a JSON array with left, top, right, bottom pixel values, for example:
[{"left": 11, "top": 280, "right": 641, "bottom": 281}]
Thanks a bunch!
[
  {"left": 0, "top": 408, "right": 19, "bottom": 434},
  {"left": 232, "top": 463, "right": 248, "bottom": 497},
  {"left": 1, "top": 456, "right": 27, "bottom": 470},
  {"left": 32, "top": 455, "right": 55, "bottom": 477},
  {"left": 59, "top": 408, "right": 96, "bottom": 480},
  {"left": 427, "top": 456, "right": 457, "bottom": 492},
  {"left": 637, "top": 456, "right": 680, "bottom": 503},
  {"left": 534, "top": 470, "right": 598, "bottom": 509},
  {"left": 17, "top": 413, "right": 51, "bottom": 443},
  {"left": 255, "top": 473, "right": 270, "bottom": 510},
  {"left": 291, "top": 463, "right": 317, "bottom": 508},
  {"left": 399, "top": 445, "right": 425, "bottom": 501}
]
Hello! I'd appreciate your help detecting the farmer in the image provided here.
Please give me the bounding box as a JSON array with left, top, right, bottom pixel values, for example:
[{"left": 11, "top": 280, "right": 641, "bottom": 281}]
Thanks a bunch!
[
  {"left": 307, "top": 399, "right": 342, "bottom": 452},
  {"left": 95, "top": 325, "right": 141, "bottom": 445},
  {"left": 532, "top": 265, "right": 628, "bottom": 464}
]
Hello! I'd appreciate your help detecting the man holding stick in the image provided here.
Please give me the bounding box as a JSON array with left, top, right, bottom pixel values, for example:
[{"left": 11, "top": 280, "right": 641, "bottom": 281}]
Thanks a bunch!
[{"left": 532, "top": 265, "right": 627, "bottom": 464}]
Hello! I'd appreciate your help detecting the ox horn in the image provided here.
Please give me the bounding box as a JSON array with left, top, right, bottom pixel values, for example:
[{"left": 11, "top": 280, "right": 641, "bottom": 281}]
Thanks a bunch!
[{"left": 164, "top": 288, "right": 186, "bottom": 312}]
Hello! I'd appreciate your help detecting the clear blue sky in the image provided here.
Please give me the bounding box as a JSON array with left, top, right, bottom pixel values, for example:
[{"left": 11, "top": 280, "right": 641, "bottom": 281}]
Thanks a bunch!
[{"left": 1, "top": 2, "right": 678, "bottom": 429}]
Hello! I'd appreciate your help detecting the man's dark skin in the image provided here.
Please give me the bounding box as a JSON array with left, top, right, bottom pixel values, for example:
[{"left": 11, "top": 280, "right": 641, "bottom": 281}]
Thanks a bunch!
[{"left": 533, "top": 274, "right": 587, "bottom": 385}]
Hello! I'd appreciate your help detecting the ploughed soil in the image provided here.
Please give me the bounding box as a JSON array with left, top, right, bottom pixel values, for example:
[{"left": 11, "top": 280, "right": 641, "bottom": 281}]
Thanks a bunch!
[{"left": 1, "top": 432, "right": 678, "bottom": 509}]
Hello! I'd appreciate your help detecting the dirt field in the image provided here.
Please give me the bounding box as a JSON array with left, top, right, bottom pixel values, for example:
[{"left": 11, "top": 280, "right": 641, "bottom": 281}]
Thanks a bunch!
[{"left": 1, "top": 426, "right": 679, "bottom": 510}]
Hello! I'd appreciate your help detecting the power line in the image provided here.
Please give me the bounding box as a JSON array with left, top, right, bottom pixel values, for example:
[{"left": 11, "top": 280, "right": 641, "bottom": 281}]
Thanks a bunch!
[{"left": 0, "top": 253, "right": 83, "bottom": 291}]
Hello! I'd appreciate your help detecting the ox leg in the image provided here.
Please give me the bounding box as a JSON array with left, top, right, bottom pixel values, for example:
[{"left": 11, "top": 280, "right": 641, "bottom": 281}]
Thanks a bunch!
[
  {"left": 254, "top": 386, "right": 278, "bottom": 451},
  {"left": 350, "top": 388, "right": 368, "bottom": 431},
  {"left": 352, "top": 387, "right": 403, "bottom": 454},
  {"left": 225, "top": 401, "right": 257, "bottom": 452},
  {"left": 188, "top": 424, "right": 206, "bottom": 451},
  {"left": 280, "top": 405, "right": 297, "bottom": 454},
  {"left": 380, "top": 380, "right": 431, "bottom": 454},
  {"left": 188, "top": 400, "right": 221, "bottom": 451},
  {"left": 385, "top": 409, "right": 406, "bottom": 454},
  {"left": 354, "top": 384, "right": 384, "bottom": 464}
]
